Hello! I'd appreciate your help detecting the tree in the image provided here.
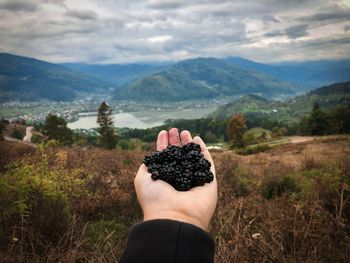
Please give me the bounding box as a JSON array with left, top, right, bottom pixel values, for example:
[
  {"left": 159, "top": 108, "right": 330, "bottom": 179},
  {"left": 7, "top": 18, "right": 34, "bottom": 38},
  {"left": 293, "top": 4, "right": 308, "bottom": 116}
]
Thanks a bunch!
[
  {"left": 0, "top": 120, "right": 5, "bottom": 140},
  {"left": 11, "top": 125, "right": 24, "bottom": 140},
  {"left": 298, "top": 103, "right": 329, "bottom": 135},
  {"left": 227, "top": 113, "right": 247, "bottom": 148},
  {"left": 43, "top": 114, "right": 73, "bottom": 145},
  {"left": 97, "top": 102, "right": 117, "bottom": 149},
  {"left": 328, "top": 105, "right": 350, "bottom": 134}
]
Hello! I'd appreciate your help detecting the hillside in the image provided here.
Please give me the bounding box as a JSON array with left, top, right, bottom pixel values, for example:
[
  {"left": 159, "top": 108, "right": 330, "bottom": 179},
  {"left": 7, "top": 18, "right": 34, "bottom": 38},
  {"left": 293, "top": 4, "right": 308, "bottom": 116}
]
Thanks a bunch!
[
  {"left": 113, "top": 58, "right": 296, "bottom": 101},
  {"left": 211, "top": 81, "right": 350, "bottom": 119},
  {"left": 0, "top": 135, "right": 349, "bottom": 262},
  {"left": 226, "top": 57, "right": 350, "bottom": 89},
  {"left": 0, "top": 53, "right": 111, "bottom": 102},
  {"left": 62, "top": 63, "right": 166, "bottom": 87}
]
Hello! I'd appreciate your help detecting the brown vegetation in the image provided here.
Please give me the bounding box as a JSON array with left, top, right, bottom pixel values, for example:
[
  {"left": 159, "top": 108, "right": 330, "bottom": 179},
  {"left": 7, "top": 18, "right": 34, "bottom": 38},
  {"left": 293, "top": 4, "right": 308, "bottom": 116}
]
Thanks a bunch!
[{"left": 0, "top": 136, "right": 349, "bottom": 262}]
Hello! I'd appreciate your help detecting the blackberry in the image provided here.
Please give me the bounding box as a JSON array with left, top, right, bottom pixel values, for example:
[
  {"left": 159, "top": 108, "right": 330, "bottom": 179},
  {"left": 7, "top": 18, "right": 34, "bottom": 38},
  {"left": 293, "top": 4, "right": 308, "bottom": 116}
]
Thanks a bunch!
[{"left": 143, "top": 142, "right": 214, "bottom": 191}]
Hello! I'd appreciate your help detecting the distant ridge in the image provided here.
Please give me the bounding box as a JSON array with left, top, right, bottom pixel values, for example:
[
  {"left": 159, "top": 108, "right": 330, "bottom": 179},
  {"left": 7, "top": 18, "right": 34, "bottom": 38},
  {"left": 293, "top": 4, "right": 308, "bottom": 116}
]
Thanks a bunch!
[
  {"left": 0, "top": 53, "right": 110, "bottom": 102},
  {"left": 62, "top": 63, "right": 166, "bottom": 87}
]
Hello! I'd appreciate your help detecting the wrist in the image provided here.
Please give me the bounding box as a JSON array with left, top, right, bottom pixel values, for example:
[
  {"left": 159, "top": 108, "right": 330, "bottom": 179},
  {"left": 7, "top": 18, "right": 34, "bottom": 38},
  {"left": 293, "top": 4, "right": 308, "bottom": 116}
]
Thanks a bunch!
[{"left": 143, "top": 210, "right": 208, "bottom": 231}]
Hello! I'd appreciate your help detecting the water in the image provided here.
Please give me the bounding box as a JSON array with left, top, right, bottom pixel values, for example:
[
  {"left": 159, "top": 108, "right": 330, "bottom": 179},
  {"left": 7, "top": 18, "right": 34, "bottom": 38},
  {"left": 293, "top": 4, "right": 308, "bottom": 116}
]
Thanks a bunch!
[
  {"left": 67, "top": 107, "right": 217, "bottom": 130},
  {"left": 68, "top": 112, "right": 164, "bottom": 129}
]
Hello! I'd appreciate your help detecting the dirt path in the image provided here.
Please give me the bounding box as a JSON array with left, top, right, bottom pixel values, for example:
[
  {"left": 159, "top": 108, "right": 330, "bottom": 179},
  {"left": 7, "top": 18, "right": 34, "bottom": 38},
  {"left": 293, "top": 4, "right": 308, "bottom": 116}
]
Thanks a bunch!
[
  {"left": 4, "top": 136, "right": 37, "bottom": 148},
  {"left": 288, "top": 136, "right": 315, "bottom": 144}
]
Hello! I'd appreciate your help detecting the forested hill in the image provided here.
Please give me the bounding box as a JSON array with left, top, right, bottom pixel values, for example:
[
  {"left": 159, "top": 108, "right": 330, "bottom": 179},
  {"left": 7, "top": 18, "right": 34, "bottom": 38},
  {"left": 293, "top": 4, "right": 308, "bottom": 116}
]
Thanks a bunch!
[
  {"left": 211, "top": 81, "right": 350, "bottom": 120},
  {"left": 113, "top": 58, "right": 296, "bottom": 101},
  {"left": 0, "top": 53, "right": 110, "bottom": 102}
]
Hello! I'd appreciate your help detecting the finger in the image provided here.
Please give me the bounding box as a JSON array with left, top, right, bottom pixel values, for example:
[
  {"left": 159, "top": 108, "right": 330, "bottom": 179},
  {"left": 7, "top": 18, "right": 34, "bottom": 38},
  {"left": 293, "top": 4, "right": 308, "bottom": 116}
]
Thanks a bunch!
[
  {"left": 180, "top": 130, "right": 192, "bottom": 145},
  {"left": 168, "top": 128, "right": 180, "bottom": 146},
  {"left": 193, "top": 136, "right": 215, "bottom": 171},
  {"left": 134, "top": 164, "right": 148, "bottom": 188},
  {"left": 157, "top": 130, "right": 169, "bottom": 151}
]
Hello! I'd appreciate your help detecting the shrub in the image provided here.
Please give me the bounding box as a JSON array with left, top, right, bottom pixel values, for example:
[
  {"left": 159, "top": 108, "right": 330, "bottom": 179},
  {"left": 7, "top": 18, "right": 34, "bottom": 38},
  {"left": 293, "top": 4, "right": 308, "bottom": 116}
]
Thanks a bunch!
[
  {"left": 261, "top": 175, "right": 299, "bottom": 199},
  {"left": 116, "top": 139, "right": 136, "bottom": 150},
  {"left": 236, "top": 143, "right": 270, "bottom": 155},
  {"left": 11, "top": 127, "right": 24, "bottom": 140},
  {"left": 234, "top": 175, "right": 251, "bottom": 197},
  {"left": 0, "top": 145, "right": 91, "bottom": 253}
]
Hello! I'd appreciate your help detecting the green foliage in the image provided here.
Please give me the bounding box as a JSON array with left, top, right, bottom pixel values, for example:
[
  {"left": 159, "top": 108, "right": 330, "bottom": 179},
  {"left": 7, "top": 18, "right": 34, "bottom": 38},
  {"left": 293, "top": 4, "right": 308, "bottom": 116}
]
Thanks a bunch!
[
  {"left": 97, "top": 102, "right": 117, "bottom": 149},
  {"left": 204, "top": 131, "right": 217, "bottom": 143},
  {"left": 116, "top": 139, "right": 136, "bottom": 150},
  {"left": 0, "top": 146, "right": 91, "bottom": 246},
  {"left": 233, "top": 175, "right": 251, "bottom": 197},
  {"left": 236, "top": 143, "right": 270, "bottom": 155},
  {"left": 307, "top": 103, "right": 329, "bottom": 135},
  {"left": 327, "top": 105, "right": 350, "bottom": 134},
  {"left": 261, "top": 175, "right": 299, "bottom": 199},
  {"left": 0, "top": 120, "right": 4, "bottom": 140},
  {"left": 11, "top": 126, "right": 24, "bottom": 140},
  {"left": 271, "top": 127, "right": 288, "bottom": 138},
  {"left": 43, "top": 113, "right": 73, "bottom": 145},
  {"left": 299, "top": 103, "right": 350, "bottom": 135},
  {"left": 244, "top": 127, "right": 271, "bottom": 145}
]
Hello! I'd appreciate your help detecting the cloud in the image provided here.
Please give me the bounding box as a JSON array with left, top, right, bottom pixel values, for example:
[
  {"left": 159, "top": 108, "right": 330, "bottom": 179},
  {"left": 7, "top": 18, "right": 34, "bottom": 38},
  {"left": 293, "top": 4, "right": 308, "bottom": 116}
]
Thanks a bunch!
[
  {"left": 0, "top": 0, "right": 38, "bottom": 12},
  {"left": 0, "top": 0, "right": 349, "bottom": 63},
  {"left": 148, "top": 0, "right": 184, "bottom": 10},
  {"left": 285, "top": 24, "right": 309, "bottom": 39},
  {"left": 65, "top": 9, "right": 98, "bottom": 20},
  {"left": 299, "top": 5, "right": 350, "bottom": 22}
]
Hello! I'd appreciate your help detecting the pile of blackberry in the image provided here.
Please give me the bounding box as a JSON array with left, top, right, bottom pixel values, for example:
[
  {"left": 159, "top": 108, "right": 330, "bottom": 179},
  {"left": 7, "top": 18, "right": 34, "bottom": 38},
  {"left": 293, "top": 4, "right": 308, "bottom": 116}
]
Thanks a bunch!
[{"left": 143, "top": 142, "right": 214, "bottom": 191}]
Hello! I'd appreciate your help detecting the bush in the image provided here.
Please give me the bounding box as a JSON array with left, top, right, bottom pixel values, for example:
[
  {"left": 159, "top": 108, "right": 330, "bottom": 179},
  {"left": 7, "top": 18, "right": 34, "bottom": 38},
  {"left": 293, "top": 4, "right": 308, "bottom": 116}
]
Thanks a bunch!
[
  {"left": 11, "top": 127, "right": 24, "bottom": 140},
  {"left": 0, "top": 145, "right": 91, "bottom": 253},
  {"left": 236, "top": 143, "right": 270, "bottom": 155},
  {"left": 116, "top": 139, "right": 136, "bottom": 150},
  {"left": 234, "top": 175, "right": 251, "bottom": 197},
  {"left": 261, "top": 175, "right": 299, "bottom": 199}
]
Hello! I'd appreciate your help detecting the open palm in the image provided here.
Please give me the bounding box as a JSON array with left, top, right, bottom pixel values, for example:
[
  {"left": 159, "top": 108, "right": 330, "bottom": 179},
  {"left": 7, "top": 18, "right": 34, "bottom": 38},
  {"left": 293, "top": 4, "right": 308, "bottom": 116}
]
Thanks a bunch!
[{"left": 134, "top": 128, "right": 217, "bottom": 230}]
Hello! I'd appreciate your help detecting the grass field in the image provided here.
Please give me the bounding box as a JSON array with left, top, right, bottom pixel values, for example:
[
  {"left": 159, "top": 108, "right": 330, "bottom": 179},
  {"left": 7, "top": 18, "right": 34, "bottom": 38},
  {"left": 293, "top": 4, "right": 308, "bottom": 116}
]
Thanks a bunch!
[{"left": 0, "top": 135, "right": 349, "bottom": 262}]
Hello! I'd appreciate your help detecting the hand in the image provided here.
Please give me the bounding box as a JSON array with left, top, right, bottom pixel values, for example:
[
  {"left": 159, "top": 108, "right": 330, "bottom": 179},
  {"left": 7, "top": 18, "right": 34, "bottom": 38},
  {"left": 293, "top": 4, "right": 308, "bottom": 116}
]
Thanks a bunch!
[{"left": 134, "top": 128, "right": 217, "bottom": 231}]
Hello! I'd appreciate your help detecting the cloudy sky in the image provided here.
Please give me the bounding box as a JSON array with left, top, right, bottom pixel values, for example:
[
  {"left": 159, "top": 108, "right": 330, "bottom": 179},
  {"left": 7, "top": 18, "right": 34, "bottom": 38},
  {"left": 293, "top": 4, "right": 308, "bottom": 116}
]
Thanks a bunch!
[{"left": 0, "top": 0, "right": 349, "bottom": 64}]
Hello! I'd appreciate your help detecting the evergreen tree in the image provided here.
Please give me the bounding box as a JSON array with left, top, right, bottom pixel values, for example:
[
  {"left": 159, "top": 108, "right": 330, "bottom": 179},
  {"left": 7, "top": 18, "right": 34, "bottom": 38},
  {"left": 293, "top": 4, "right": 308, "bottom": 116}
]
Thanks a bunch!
[
  {"left": 0, "top": 120, "right": 5, "bottom": 140},
  {"left": 43, "top": 114, "right": 73, "bottom": 145},
  {"left": 307, "top": 102, "right": 329, "bottom": 135},
  {"left": 328, "top": 105, "right": 350, "bottom": 134},
  {"left": 97, "top": 102, "right": 117, "bottom": 149},
  {"left": 227, "top": 113, "right": 247, "bottom": 148}
]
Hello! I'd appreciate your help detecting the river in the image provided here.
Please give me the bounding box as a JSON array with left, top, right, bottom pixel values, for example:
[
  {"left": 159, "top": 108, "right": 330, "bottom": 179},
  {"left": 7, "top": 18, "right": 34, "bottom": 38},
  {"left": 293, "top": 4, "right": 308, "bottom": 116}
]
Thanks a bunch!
[{"left": 67, "top": 107, "right": 217, "bottom": 129}]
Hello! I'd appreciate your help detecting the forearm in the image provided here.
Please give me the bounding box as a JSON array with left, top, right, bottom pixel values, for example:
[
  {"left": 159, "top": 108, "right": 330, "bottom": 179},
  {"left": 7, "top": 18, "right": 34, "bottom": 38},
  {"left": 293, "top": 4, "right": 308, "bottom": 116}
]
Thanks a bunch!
[{"left": 119, "top": 219, "right": 215, "bottom": 263}]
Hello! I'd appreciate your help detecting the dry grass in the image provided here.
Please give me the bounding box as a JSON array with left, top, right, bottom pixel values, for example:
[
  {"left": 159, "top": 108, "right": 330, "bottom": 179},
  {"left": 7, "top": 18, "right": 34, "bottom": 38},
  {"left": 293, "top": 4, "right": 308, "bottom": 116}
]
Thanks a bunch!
[{"left": 0, "top": 136, "right": 350, "bottom": 262}]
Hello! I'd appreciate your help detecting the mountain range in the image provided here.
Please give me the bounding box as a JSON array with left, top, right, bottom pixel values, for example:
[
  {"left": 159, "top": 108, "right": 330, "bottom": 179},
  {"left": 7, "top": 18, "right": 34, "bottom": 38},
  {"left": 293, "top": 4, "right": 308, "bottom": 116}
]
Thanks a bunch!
[
  {"left": 225, "top": 57, "right": 350, "bottom": 89},
  {"left": 0, "top": 53, "right": 349, "bottom": 102}
]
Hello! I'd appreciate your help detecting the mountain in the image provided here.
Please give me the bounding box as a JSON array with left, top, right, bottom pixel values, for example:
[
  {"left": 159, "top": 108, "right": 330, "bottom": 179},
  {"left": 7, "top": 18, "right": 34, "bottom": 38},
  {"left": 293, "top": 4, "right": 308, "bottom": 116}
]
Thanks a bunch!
[
  {"left": 114, "top": 58, "right": 296, "bottom": 101},
  {"left": 0, "top": 53, "right": 111, "bottom": 102},
  {"left": 62, "top": 63, "right": 167, "bottom": 87},
  {"left": 211, "top": 81, "right": 350, "bottom": 120},
  {"left": 226, "top": 57, "right": 350, "bottom": 89}
]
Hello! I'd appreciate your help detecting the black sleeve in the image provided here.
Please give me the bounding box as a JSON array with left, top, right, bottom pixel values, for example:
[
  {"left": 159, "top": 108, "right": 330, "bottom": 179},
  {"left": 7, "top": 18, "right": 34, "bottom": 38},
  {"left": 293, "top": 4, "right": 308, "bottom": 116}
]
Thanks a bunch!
[{"left": 119, "top": 219, "right": 215, "bottom": 263}]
